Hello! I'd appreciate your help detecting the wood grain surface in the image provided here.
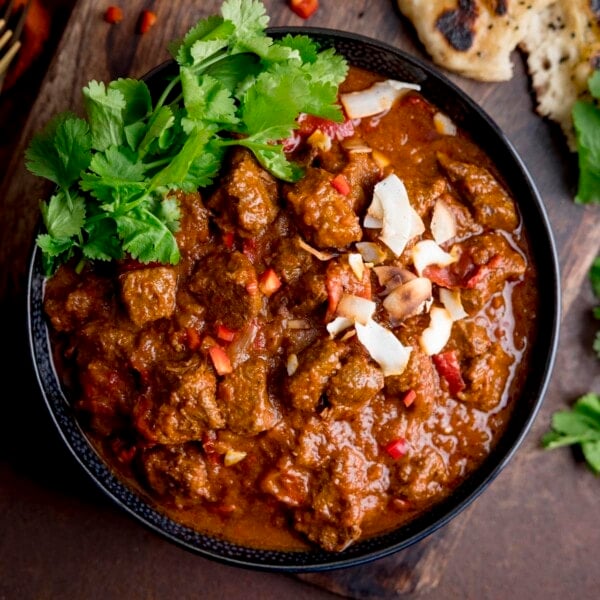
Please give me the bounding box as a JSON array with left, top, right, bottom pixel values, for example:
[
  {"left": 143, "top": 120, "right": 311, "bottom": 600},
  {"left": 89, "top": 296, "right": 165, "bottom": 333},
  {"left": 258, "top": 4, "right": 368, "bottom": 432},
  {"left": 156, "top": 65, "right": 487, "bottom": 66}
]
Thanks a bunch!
[{"left": 0, "top": 1, "right": 599, "bottom": 599}]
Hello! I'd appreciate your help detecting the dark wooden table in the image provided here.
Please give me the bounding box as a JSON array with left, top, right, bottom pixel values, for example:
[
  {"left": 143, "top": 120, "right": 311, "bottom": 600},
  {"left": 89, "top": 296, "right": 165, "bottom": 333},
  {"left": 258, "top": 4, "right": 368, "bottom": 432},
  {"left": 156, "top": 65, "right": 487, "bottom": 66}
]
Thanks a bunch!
[{"left": 1, "top": 1, "right": 599, "bottom": 598}]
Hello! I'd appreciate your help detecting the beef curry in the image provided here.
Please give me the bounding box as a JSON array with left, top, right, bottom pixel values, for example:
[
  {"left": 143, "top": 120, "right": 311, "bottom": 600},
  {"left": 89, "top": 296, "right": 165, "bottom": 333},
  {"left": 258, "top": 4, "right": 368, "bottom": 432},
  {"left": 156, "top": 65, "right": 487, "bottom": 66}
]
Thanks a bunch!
[{"left": 43, "top": 66, "right": 538, "bottom": 552}]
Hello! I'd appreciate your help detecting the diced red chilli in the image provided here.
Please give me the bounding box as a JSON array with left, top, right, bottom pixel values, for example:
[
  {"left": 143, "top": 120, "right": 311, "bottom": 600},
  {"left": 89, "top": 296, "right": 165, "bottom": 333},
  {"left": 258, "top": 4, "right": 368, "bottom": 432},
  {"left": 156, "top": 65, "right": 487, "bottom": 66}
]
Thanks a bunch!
[
  {"left": 186, "top": 327, "right": 201, "bottom": 350},
  {"left": 137, "top": 10, "right": 157, "bottom": 34},
  {"left": 402, "top": 389, "right": 417, "bottom": 408},
  {"left": 216, "top": 324, "right": 237, "bottom": 342},
  {"left": 259, "top": 268, "right": 282, "bottom": 297},
  {"left": 385, "top": 438, "right": 407, "bottom": 459},
  {"left": 208, "top": 345, "right": 233, "bottom": 375},
  {"left": 432, "top": 350, "right": 466, "bottom": 395},
  {"left": 331, "top": 173, "right": 351, "bottom": 195},
  {"left": 289, "top": 0, "right": 319, "bottom": 20}
]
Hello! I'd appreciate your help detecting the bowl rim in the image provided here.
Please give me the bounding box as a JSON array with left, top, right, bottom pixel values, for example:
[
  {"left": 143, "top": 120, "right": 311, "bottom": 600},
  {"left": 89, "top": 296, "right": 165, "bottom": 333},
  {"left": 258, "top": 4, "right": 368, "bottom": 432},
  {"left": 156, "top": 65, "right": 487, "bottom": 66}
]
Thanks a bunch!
[{"left": 27, "top": 26, "right": 561, "bottom": 573}]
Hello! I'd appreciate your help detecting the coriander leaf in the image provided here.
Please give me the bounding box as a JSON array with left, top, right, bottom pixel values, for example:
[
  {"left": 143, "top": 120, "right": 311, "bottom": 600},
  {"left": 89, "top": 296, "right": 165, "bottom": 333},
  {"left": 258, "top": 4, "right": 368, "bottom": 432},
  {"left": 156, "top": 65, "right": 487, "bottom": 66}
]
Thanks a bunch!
[
  {"left": 36, "top": 234, "right": 76, "bottom": 276},
  {"left": 40, "top": 191, "right": 86, "bottom": 239},
  {"left": 25, "top": 113, "right": 92, "bottom": 190},
  {"left": 572, "top": 96, "right": 600, "bottom": 204},
  {"left": 581, "top": 440, "right": 600, "bottom": 474},
  {"left": 237, "top": 140, "right": 303, "bottom": 182},
  {"left": 169, "top": 15, "right": 233, "bottom": 67},
  {"left": 109, "top": 79, "right": 152, "bottom": 125},
  {"left": 590, "top": 256, "right": 600, "bottom": 298},
  {"left": 305, "top": 47, "right": 349, "bottom": 87},
  {"left": 183, "top": 142, "right": 225, "bottom": 189},
  {"left": 83, "top": 216, "right": 123, "bottom": 261},
  {"left": 543, "top": 393, "right": 600, "bottom": 474},
  {"left": 116, "top": 206, "right": 180, "bottom": 264},
  {"left": 277, "top": 34, "right": 319, "bottom": 63},
  {"left": 594, "top": 332, "right": 600, "bottom": 358},
  {"left": 89, "top": 146, "right": 145, "bottom": 182},
  {"left": 221, "top": 0, "right": 268, "bottom": 42},
  {"left": 83, "top": 80, "right": 126, "bottom": 151},
  {"left": 588, "top": 70, "right": 600, "bottom": 100},
  {"left": 137, "top": 105, "right": 175, "bottom": 157},
  {"left": 205, "top": 53, "right": 261, "bottom": 93},
  {"left": 180, "top": 69, "right": 238, "bottom": 127}
]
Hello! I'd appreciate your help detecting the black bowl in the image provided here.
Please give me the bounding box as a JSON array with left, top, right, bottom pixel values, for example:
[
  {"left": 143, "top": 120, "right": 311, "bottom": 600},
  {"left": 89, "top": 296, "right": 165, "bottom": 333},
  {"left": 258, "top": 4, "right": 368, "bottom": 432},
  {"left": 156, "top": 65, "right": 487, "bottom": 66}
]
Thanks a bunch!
[{"left": 27, "top": 28, "right": 561, "bottom": 572}]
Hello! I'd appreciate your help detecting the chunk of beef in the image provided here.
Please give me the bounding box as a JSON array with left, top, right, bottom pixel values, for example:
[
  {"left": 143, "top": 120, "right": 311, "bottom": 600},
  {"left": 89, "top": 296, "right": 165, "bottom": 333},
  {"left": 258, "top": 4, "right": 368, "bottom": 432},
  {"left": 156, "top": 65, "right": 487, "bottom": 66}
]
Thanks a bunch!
[
  {"left": 271, "top": 236, "right": 315, "bottom": 285},
  {"left": 452, "top": 318, "right": 492, "bottom": 357},
  {"left": 218, "top": 357, "right": 279, "bottom": 435},
  {"left": 77, "top": 360, "right": 136, "bottom": 436},
  {"left": 189, "top": 251, "right": 260, "bottom": 330},
  {"left": 132, "top": 362, "right": 223, "bottom": 444},
  {"left": 437, "top": 152, "right": 519, "bottom": 231},
  {"left": 139, "top": 443, "right": 213, "bottom": 507},
  {"left": 120, "top": 267, "right": 177, "bottom": 327},
  {"left": 285, "top": 167, "right": 362, "bottom": 249},
  {"left": 208, "top": 148, "right": 279, "bottom": 237},
  {"left": 43, "top": 265, "right": 114, "bottom": 333},
  {"left": 326, "top": 351, "right": 384, "bottom": 416},
  {"left": 172, "top": 190, "right": 211, "bottom": 261},
  {"left": 293, "top": 445, "right": 370, "bottom": 551},
  {"left": 392, "top": 446, "right": 448, "bottom": 503},
  {"left": 261, "top": 457, "right": 310, "bottom": 508},
  {"left": 339, "top": 152, "right": 382, "bottom": 213},
  {"left": 460, "top": 342, "right": 513, "bottom": 410},
  {"left": 286, "top": 339, "right": 348, "bottom": 411}
]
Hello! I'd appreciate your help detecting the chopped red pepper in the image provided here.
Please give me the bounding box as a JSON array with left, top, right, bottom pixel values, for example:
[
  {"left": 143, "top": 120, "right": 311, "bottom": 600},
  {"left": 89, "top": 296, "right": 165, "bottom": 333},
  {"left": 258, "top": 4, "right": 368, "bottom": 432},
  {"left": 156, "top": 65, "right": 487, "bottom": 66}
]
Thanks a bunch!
[
  {"left": 259, "top": 268, "right": 282, "bottom": 297},
  {"left": 331, "top": 173, "right": 351, "bottom": 196},
  {"left": 289, "top": 0, "right": 319, "bottom": 19},
  {"left": 432, "top": 350, "right": 466, "bottom": 395},
  {"left": 104, "top": 6, "right": 124, "bottom": 24},
  {"left": 385, "top": 438, "right": 408, "bottom": 459},
  {"left": 402, "top": 389, "right": 417, "bottom": 408},
  {"left": 245, "top": 280, "right": 258, "bottom": 295},
  {"left": 208, "top": 345, "right": 233, "bottom": 376},
  {"left": 137, "top": 9, "right": 157, "bottom": 34},
  {"left": 216, "top": 324, "right": 237, "bottom": 342}
]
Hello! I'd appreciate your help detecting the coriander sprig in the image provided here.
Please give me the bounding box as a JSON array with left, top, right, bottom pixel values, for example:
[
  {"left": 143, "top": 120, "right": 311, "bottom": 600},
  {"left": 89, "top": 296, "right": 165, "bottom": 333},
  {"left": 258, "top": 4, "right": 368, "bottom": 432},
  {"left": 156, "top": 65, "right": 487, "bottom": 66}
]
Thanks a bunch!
[{"left": 25, "top": 0, "right": 348, "bottom": 275}]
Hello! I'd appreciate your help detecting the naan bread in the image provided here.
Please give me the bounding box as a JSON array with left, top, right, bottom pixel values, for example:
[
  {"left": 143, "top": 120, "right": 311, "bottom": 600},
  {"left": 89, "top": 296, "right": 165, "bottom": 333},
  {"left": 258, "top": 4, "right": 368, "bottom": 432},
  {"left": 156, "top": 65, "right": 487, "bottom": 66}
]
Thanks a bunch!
[
  {"left": 396, "top": 0, "right": 554, "bottom": 82},
  {"left": 397, "top": 0, "right": 600, "bottom": 148},
  {"left": 520, "top": 1, "right": 600, "bottom": 149}
]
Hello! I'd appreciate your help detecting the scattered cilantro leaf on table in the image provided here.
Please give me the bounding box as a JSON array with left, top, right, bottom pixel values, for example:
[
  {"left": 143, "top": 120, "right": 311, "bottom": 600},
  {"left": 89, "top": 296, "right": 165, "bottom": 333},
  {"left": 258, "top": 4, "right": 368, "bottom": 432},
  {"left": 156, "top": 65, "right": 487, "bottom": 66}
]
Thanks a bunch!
[
  {"left": 25, "top": 0, "right": 348, "bottom": 275},
  {"left": 542, "top": 257, "right": 600, "bottom": 474}
]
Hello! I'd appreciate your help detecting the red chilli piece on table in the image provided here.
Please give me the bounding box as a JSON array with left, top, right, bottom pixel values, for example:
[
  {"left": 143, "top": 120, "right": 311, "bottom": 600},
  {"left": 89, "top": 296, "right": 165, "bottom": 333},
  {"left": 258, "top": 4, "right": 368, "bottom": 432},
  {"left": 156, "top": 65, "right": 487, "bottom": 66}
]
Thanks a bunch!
[
  {"left": 137, "top": 10, "right": 157, "bottom": 34},
  {"left": 331, "top": 173, "right": 351, "bottom": 196},
  {"left": 289, "top": 0, "right": 319, "bottom": 19},
  {"left": 432, "top": 350, "right": 466, "bottom": 395},
  {"left": 385, "top": 438, "right": 408, "bottom": 459},
  {"left": 104, "top": 6, "right": 124, "bottom": 24}
]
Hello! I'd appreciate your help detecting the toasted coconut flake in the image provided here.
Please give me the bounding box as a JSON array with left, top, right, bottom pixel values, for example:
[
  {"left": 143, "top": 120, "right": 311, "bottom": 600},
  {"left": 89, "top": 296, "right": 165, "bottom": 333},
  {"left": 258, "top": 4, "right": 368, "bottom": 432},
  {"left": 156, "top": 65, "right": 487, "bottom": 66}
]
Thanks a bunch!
[
  {"left": 340, "top": 80, "right": 421, "bottom": 119},
  {"left": 297, "top": 237, "right": 338, "bottom": 261},
  {"left": 355, "top": 242, "right": 388, "bottom": 265},
  {"left": 355, "top": 319, "right": 412, "bottom": 377},
  {"left": 431, "top": 199, "right": 457, "bottom": 245},
  {"left": 326, "top": 316, "right": 354, "bottom": 337},
  {"left": 412, "top": 240, "right": 457, "bottom": 276},
  {"left": 336, "top": 294, "right": 376, "bottom": 325},
  {"left": 439, "top": 288, "right": 468, "bottom": 321},
  {"left": 287, "top": 353, "right": 299, "bottom": 376},
  {"left": 365, "top": 174, "right": 424, "bottom": 256},
  {"left": 433, "top": 112, "right": 457, "bottom": 136},
  {"left": 383, "top": 277, "right": 433, "bottom": 321},
  {"left": 374, "top": 266, "right": 416, "bottom": 292},
  {"left": 348, "top": 253, "right": 365, "bottom": 280},
  {"left": 420, "top": 306, "right": 453, "bottom": 355},
  {"left": 224, "top": 449, "right": 247, "bottom": 467}
]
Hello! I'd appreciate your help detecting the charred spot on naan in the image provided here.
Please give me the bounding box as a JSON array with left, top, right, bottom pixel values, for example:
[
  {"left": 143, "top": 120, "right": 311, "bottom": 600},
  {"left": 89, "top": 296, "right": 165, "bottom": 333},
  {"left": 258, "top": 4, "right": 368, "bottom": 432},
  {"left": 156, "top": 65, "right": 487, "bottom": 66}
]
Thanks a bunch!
[{"left": 436, "top": 1, "right": 478, "bottom": 52}]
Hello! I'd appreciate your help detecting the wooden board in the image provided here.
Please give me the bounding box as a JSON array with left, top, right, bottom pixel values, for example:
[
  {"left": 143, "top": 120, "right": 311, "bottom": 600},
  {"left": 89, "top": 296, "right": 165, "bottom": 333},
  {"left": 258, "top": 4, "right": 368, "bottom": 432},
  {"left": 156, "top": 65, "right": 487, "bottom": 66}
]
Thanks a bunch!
[{"left": 1, "top": 1, "right": 599, "bottom": 598}]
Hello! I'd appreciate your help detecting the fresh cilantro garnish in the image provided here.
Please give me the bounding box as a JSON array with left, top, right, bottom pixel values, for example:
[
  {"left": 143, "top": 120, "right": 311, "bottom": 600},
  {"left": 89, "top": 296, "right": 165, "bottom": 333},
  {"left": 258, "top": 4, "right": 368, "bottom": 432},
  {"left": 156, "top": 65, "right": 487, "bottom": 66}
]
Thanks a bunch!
[
  {"left": 25, "top": 0, "right": 348, "bottom": 275},
  {"left": 591, "top": 256, "right": 600, "bottom": 359},
  {"left": 572, "top": 70, "right": 600, "bottom": 204},
  {"left": 543, "top": 257, "right": 600, "bottom": 474},
  {"left": 542, "top": 393, "right": 600, "bottom": 475}
]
